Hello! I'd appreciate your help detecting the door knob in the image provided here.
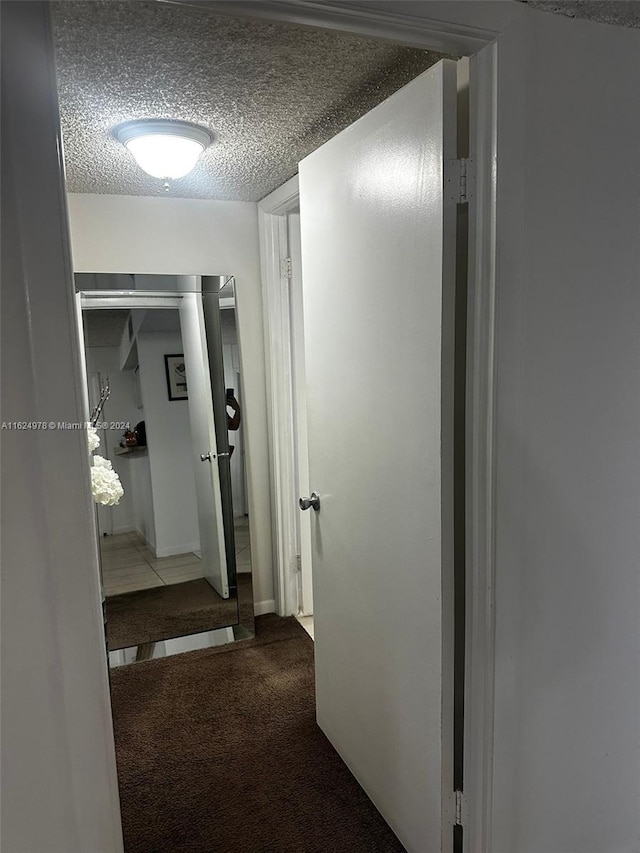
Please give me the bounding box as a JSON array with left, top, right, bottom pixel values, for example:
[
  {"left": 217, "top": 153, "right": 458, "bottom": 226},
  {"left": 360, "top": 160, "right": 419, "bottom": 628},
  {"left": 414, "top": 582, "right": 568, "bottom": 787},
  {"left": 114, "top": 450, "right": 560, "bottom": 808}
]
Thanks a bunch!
[{"left": 299, "top": 492, "right": 320, "bottom": 511}]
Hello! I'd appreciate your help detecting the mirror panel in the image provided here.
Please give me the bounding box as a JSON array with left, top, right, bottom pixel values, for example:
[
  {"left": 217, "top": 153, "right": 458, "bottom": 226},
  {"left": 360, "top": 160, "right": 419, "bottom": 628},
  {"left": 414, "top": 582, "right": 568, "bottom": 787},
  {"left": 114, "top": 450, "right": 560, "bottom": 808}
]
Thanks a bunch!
[{"left": 77, "top": 273, "right": 254, "bottom": 664}]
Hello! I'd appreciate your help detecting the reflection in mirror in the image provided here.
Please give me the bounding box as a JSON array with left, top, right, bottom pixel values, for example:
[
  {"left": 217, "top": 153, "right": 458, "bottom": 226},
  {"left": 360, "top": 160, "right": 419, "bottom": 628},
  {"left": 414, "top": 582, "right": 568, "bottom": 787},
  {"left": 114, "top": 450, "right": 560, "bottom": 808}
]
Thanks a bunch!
[
  {"left": 217, "top": 277, "right": 255, "bottom": 634},
  {"left": 77, "top": 274, "right": 254, "bottom": 665}
]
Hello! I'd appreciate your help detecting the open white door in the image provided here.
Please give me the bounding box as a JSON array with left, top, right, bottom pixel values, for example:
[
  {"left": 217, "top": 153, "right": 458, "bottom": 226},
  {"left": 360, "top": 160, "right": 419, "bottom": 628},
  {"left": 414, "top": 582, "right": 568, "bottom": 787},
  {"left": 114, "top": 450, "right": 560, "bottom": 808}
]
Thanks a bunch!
[
  {"left": 180, "top": 293, "right": 229, "bottom": 599},
  {"left": 299, "top": 60, "right": 459, "bottom": 852}
]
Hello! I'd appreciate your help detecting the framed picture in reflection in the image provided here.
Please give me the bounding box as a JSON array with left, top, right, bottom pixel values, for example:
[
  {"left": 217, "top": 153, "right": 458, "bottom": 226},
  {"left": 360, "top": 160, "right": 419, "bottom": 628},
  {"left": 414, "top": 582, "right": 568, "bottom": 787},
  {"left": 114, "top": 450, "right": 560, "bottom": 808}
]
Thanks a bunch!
[{"left": 164, "top": 354, "right": 188, "bottom": 401}]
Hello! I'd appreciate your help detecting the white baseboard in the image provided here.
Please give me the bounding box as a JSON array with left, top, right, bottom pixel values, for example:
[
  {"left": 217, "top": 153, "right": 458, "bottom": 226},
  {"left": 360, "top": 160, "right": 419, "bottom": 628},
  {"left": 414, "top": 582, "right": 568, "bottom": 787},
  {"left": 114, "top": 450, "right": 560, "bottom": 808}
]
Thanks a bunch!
[
  {"left": 112, "top": 525, "right": 135, "bottom": 535},
  {"left": 254, "top": 599, "right": 276, "bottom": 616},
  {"left": 154, "top": 541, "right": 200, "bottom": 558}
]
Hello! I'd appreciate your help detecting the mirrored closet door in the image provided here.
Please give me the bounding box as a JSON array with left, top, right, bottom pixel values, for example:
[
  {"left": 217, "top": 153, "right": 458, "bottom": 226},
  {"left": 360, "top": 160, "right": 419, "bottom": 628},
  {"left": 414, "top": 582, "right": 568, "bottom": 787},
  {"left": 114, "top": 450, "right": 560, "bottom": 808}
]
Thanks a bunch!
[{"left": 77, "top": 273, "right": 254, "bottom": 664}]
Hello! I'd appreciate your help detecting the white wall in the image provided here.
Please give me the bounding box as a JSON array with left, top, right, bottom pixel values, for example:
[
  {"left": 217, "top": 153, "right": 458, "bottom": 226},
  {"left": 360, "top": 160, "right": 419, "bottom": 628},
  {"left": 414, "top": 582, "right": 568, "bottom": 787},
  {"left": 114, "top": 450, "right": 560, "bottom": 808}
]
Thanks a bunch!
[
  {"left": 136, "top": 331, "right": 201, "bottom": 556},
  {"left": 67, "top": 193, "right": 273, "bottom": 608},
  {"left": 84, "top": 345, "right": 158, "bottom": 548},
  {"left": 1, "top": 4, "right": 123, "bottom": 851},
  {"left": 129, "top": 452, "right": 155, "bottom": 549},
  {"left": 490, "top": 12, "right": 640, "bottom": 852}
]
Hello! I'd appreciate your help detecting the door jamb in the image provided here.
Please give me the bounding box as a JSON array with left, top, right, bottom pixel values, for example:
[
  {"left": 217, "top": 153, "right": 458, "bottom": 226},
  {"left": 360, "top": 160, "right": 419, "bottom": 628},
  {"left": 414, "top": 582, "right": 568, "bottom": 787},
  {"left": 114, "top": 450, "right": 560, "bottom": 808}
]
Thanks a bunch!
[
  {"left": 258, "top": 176, "right": 301, "bottom": 617},
  {"left": 462, "top": 42, "right": 498, "bottom": 853},
  {"left": 254, "top": 7, "right": 498, "bottom": 851}
]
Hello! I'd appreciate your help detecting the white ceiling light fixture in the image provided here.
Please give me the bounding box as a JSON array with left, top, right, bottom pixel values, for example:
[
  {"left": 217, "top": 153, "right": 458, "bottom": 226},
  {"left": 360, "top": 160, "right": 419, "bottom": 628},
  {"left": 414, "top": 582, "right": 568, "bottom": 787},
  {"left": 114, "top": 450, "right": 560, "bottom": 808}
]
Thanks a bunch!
[{"left": 114, "top": 120, "right": 213, "bottom": 180}]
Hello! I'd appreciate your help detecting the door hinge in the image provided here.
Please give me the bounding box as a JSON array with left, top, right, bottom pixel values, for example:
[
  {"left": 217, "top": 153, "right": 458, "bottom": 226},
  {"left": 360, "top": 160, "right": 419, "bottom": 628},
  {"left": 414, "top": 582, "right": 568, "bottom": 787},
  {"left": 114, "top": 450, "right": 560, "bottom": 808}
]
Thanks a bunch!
[
  {"left": 296, "top": 554, "right": 302, "bottom": 573},
  {"left": 454, "top": 790, "right": 465, "bottom": 827},
  {"left": 280, "top": 257, "right": 292, "bottom": 279},
  {"left": 445, "top": 158, "right": 475, "bottom": 204}
]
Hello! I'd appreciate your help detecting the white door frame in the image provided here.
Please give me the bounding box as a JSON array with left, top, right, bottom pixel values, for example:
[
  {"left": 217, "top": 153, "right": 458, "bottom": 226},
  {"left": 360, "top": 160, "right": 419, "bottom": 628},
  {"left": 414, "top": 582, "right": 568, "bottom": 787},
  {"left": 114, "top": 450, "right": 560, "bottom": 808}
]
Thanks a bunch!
[
  {"left": 258, "top": 176, "right": 301, "bottom": 617},
  {"left": 258, "top": 188, "right": 312, "bottom": 618},
  {"left": 463, "top": 42, "right": 498, "bottom": 852},
  {"left": 253, "top": 6, "right": 498, "bottom": 851},
  {"left": 286, "top": 210, "right": 313, "bottom": 616}
]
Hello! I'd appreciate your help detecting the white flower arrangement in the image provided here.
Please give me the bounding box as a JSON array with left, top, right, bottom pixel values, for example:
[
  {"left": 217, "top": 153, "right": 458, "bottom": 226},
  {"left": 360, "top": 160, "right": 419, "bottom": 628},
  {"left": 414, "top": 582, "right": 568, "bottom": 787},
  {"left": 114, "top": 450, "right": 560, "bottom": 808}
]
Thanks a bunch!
[
  {"left": 87, "top": 428, "right": 124, "bottom": 506},
  {"left": 87, "top": 426, "right": 101, "bottom": 453}
]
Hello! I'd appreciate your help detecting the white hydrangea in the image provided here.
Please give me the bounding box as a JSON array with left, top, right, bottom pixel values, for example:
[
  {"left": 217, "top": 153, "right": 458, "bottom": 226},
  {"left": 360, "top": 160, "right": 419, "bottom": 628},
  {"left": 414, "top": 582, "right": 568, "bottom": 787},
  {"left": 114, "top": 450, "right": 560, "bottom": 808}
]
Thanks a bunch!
[
  {"left": 90, "top": 454, "right": 124, "bottom": 506},
  {"left": 87, "top": 426, "right": 100, "bottom": 453},
  {"left": 92, "top": 454, "right": 112, "bottom": 470}
]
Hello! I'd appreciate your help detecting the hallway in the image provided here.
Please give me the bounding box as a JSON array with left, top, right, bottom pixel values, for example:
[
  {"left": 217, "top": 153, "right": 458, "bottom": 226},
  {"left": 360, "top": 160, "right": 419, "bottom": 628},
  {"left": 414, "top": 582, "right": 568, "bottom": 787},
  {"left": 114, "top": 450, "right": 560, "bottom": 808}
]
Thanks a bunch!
[{"left": 109, "top": 614, "right": 404, "bottom": 852}]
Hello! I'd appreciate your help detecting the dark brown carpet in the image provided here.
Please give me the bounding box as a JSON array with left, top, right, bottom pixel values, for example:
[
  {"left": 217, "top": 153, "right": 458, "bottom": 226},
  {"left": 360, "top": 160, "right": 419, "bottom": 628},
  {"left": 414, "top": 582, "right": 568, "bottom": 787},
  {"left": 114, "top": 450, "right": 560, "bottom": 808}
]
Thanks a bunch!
[
  {"left": 110, "top": 614, "right": 406, "bottom": 853},
  {"left": 106, "top": 578, "right": 238, "bottom": 650}
]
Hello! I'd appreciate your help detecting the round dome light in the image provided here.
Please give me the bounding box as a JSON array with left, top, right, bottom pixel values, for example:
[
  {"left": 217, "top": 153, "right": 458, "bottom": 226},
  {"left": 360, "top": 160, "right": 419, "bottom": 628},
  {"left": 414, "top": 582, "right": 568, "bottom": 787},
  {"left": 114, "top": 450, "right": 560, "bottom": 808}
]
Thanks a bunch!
[{"left": 114, "top": 120, "right": 212, "bottom": 180}]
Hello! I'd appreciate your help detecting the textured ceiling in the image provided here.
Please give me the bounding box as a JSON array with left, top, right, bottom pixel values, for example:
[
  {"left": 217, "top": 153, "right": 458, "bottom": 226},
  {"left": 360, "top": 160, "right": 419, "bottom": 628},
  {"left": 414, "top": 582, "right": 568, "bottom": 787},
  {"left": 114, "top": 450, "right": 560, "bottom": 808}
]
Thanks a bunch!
[
  {"left": 83, "top": 310, "right": 130, "bottom": 348},
  {"left": 52, "top": 1, "right": 448, "bottom": 202},
  {"left": 522, "top": 0, "right": 640, "bottom": 28}
]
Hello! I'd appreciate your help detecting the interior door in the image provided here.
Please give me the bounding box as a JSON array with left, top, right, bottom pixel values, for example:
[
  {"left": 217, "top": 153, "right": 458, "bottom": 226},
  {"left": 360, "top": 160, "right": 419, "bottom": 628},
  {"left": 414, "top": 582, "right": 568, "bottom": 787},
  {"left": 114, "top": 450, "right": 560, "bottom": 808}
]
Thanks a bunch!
[
  {"left": 180, "top": 293, "right": 229, "bottom": 599},
  {"left": 299, "top": 60, "right": 458, "bottom": 852}
]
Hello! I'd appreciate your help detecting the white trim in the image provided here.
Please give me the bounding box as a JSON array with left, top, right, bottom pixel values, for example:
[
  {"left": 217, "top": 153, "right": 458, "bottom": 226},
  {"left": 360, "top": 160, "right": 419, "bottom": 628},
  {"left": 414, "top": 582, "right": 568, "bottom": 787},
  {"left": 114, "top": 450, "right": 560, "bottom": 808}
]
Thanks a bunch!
[
  {"left": 80, "top": 293, "right": 182, "bottom": 309},
  {"left": 258, "top": 176, "right": 301, "bottom": 616},
  {"left": 464, "top": 43, "right": 498, "bottom": 853},
  {"left": 259, "top": 173, "right": 300, "bottom": 213},
  {"left": 153, "top": 542, "right": 201, "bottom": 559},
  {"left": 254, "top": 598, "right": 277, "bottom": 616},
  {"left": 286, "top": 212, "right": 313, "bottom": 616},
  {"left": 178, "top": 0, "right": 499, "bottom": 54}
]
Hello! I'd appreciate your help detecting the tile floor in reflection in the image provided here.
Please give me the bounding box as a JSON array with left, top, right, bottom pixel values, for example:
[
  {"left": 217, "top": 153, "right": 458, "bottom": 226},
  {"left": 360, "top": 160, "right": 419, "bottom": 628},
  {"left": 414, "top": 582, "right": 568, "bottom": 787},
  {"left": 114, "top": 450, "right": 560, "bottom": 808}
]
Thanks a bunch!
[{"left": 101, "top": 516, "right": 251, "bottom": 597}]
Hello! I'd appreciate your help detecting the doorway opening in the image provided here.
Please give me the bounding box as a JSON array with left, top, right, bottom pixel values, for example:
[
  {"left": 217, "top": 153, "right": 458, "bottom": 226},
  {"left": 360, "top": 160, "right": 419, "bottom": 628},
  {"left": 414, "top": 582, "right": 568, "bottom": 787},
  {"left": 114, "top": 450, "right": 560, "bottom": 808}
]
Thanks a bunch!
[{"left": 51, "top": 3, "right": 500, "bottom": 848}]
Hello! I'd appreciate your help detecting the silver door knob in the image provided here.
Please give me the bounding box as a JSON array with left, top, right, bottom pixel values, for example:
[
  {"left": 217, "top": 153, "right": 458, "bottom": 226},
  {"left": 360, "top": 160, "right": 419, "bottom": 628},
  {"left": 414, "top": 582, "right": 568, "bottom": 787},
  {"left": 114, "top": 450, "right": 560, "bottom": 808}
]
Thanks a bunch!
[{"left": 299, "top": 492, "right": 320, "bottom": 511}]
